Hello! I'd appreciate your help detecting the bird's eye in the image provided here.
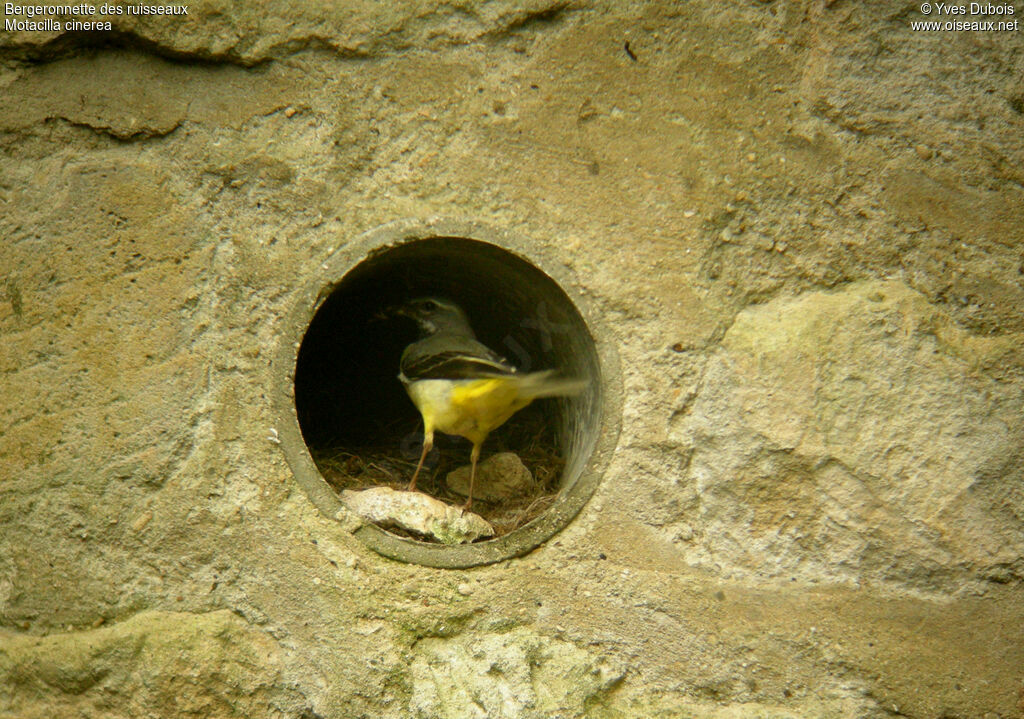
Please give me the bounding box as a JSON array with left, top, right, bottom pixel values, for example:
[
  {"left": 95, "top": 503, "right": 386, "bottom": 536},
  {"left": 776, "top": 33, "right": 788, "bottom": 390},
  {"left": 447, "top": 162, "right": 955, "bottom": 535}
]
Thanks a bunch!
[{"left": 422, "top": 300, "right": 438, "bottom": 311}]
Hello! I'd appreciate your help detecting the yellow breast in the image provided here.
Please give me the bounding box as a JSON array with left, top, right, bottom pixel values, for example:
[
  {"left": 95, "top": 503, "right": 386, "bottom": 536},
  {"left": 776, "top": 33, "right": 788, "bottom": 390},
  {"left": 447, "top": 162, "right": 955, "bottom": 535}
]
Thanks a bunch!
[{"left": 405, "top": 377, "right": 533, "bottom": 446}]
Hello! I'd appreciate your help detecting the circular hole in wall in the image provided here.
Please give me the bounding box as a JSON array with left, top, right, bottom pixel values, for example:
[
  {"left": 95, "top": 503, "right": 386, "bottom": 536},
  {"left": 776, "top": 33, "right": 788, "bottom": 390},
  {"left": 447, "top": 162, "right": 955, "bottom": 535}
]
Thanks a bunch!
[{"left": 276, "top": 223, "right": 619, "bottom": 568}]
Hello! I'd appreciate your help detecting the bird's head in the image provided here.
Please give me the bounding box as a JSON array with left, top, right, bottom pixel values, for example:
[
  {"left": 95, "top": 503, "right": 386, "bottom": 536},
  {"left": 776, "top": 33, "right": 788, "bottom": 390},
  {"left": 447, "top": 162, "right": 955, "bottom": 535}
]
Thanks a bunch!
[{"left": 389, "top": 296, "right": 473, "bottom": 337}]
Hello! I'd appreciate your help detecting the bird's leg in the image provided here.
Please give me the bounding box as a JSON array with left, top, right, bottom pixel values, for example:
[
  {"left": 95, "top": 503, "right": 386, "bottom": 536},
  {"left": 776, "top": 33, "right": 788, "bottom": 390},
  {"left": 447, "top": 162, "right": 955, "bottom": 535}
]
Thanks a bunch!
[
  {"left": 408, "top": 429, "right": 433, "bottom": 492},
  {"left": 463, "top": 442, "right": 481, "bottom": 511}
]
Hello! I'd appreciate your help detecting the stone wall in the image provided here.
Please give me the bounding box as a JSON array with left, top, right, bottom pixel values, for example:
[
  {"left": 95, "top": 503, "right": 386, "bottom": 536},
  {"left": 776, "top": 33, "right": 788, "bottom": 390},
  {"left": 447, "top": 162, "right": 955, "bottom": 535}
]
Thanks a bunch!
[{"left": 2, "top": 1, "right": 1023, "bottom": 717}]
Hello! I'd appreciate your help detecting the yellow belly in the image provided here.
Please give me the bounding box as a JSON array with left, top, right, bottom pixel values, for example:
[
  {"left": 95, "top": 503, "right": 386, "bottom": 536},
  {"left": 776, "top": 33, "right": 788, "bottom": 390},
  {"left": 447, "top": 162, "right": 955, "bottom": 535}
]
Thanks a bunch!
[{"left": 405, "top": 377, "right": 532, "bottom": 446}]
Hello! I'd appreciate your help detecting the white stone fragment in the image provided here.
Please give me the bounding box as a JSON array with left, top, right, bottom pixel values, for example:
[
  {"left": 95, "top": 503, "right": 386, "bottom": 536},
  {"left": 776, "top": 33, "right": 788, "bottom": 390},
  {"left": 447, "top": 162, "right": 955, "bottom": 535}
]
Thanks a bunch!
[
  {"left": 341, "top": 487, "right": 494, "bottom": 545},
  {"left": 446, "top": 452, "right": 536, "bottom": 502}
]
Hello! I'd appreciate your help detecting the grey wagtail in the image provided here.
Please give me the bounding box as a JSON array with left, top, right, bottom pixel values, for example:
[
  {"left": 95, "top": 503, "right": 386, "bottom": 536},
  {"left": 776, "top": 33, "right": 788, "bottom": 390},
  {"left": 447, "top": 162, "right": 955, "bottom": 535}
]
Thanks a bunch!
[{"left": 391, "top": 297, "right": 585, "bottom": 510}]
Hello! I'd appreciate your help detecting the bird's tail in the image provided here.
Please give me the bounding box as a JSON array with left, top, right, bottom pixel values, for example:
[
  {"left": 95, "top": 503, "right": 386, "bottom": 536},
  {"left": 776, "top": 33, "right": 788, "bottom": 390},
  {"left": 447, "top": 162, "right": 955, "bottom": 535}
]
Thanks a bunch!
[{"left": 513, "top": 370, "right": 588, "bottom": 399}]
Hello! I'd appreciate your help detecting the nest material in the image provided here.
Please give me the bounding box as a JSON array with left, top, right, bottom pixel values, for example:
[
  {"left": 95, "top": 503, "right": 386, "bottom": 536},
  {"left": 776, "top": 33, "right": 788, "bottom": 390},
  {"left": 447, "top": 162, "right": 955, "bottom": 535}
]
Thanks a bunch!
[{"left": 313, "top": 403, "right": 564, "bottom": 539}]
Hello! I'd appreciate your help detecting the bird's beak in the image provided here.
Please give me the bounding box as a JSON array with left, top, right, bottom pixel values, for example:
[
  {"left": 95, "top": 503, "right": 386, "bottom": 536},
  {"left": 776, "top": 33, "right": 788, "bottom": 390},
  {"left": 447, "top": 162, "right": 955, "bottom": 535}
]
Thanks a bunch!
[{"left": 373, "top": 304, "right": 408, "bottom": 322}]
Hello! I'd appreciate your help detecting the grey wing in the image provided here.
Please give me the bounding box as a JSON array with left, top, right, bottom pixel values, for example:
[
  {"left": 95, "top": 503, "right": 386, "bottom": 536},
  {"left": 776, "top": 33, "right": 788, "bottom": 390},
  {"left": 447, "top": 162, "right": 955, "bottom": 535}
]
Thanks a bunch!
[{"left": 401, "top": 334, "right": 517, "bottom": 381}]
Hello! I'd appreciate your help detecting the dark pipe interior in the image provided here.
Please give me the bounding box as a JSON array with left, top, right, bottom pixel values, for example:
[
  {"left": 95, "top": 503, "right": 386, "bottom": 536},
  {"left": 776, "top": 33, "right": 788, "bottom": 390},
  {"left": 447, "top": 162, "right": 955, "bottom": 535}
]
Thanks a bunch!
[{"left": 294, "top": 237, "right": 601, "bottom": 494}]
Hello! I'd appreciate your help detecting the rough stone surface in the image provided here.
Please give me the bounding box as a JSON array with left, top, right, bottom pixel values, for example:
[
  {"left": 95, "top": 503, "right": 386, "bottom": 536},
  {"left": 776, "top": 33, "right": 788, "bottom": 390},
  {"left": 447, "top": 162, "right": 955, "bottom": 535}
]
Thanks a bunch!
[
  {"left": 668, "top": 279, "right": 1024, "bottom": 591},
  {"left": 342, "top": 486, "right": 495, "bottom": 544},
  {"left": 1, "top": 0, "right": 579, "bottom": 65},
  {"left": 0, "top": 610, "right": 305, "bottom": 718},
  {"left": 2, "top": 1, "right": 1023, "bottom": 718},
  {"left": 446, "top": 451, "right": 536, "bottom": 502},
  {"left": 409, "top": 626, "right": 624, "bottom": 719}
]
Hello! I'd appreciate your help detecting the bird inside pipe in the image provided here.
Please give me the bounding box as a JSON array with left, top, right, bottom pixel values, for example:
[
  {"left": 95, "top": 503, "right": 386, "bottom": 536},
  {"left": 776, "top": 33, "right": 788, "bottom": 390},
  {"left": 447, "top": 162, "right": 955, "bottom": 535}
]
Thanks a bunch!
[
  {"left": 291, "top": 233, "right": 605, "bottom": 546},
  {"left": 387, "top": 296, "right": 586, "bottom": 511}
]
